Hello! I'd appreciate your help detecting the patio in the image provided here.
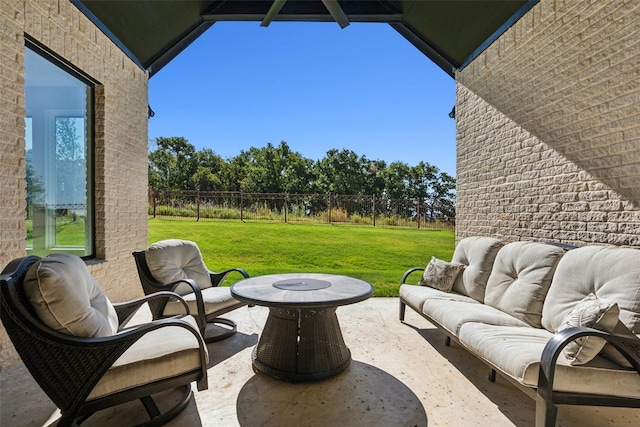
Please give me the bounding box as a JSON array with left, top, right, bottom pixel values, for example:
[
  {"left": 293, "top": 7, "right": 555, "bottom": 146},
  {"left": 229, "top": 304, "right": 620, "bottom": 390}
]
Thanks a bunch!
[{"left": 2, "top": 297, "right": 639, "bottom": 427}]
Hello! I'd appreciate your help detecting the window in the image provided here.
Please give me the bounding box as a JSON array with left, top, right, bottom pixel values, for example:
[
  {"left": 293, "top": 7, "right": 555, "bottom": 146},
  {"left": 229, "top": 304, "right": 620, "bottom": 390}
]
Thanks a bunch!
[{"left": 24, "top": 43, "right": 94, "bottom": 257}]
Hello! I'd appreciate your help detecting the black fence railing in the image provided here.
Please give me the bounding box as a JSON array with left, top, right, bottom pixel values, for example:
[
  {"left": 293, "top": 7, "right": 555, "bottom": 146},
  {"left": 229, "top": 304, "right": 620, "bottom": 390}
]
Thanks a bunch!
[{"left": 149, "top": 190, "right": 455, "bottom": 231}]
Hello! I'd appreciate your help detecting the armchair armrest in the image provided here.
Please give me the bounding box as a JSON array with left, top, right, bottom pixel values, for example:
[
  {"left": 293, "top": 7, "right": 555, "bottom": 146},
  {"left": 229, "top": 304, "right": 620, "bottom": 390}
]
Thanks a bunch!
[
  {"left": 401, "top": 267, "right": 425, "bottom": 284},
  {"left": 114, "top": 291, "right": 190, "bottom": 328},
  {"left": 209, "top": 268, "right": 250, "bottom": 287},
  {"left": 160, "top": 278, "right": 207, "bottom": 330}
]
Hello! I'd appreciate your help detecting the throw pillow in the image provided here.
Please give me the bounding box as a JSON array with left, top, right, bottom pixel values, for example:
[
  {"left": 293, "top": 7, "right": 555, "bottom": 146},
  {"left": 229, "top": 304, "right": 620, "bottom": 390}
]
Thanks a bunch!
[
  {"left": 559, "top": 293, "right": 620, "bottom": 366},
  {"left": 600, "top": 320, "right": 636, "bottom": 368},
  {"left": 419, "top": 257, "right": 465, "bottom": 293}
]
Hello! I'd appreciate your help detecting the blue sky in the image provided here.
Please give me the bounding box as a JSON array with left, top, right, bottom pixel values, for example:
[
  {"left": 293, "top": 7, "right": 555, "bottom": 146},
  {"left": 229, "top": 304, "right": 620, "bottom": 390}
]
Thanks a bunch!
[{"left": 148, "top": 21, "right": 457, "bottom": 175}]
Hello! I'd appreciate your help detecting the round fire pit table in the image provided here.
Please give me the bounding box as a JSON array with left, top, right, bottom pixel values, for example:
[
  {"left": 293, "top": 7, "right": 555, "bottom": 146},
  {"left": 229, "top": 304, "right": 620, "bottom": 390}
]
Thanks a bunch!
[{"left": 231, "top": 273, "right": 374, "bottom": 382}]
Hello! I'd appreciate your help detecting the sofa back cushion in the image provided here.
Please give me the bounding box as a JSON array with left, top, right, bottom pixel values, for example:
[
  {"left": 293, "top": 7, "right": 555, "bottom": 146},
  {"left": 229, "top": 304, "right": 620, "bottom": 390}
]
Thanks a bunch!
[
  {"left": 145, "top": 239, "right": 212, "bottom": 295},
  {"left": 541, "top": 246, "right": 640, "bottom": 333},
  {"left": 484, "top": 242, "right": 565, "bottom": 327},
  {"left": 23, "top": 254, "right": 119, "bottom": 337},
  {"left": 451, "top": 236, "right": 503, "bottom": 302}
]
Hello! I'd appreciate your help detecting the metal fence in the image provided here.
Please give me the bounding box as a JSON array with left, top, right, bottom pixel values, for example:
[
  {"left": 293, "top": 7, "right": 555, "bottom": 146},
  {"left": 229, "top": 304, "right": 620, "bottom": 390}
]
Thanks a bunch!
[{"left": 149, "top": 190, "right": 455, "bottom": 231}]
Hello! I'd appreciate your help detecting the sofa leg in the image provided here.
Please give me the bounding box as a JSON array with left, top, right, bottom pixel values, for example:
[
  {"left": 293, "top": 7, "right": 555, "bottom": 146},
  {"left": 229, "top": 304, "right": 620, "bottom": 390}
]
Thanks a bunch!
[
  {"left": 489, "top": 369, "right": 496, "bottom": 382},
  {"left": 445, "top": 336, "right": 451, "bottom": 347},
  {"left": 399, "top": 299, "right": 406, "bottom": 321},
  {"left": 535, "top": 395, "right": 557, "bottom": 427}
]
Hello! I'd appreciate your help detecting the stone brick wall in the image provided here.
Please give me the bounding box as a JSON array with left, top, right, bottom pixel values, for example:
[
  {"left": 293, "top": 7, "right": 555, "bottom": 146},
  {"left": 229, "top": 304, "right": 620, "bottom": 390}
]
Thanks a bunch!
[
  {"left": 455, "top": 0, "right": 640, "bottom": 245},
  {"left": 0, "top": 0, "right": 149, "bottom": 368}
]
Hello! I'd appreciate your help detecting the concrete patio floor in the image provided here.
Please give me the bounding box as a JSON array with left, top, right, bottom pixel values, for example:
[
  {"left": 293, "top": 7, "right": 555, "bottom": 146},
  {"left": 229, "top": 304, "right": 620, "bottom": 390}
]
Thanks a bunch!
[{"left": 2, "top": 297, "right": 640, "bottom": 427}]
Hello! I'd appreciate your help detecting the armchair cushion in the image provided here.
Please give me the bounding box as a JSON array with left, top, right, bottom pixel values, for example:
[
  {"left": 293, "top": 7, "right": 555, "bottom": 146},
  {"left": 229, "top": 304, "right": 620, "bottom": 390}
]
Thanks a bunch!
[
  {"left": 88, "top": 316, "right": 206, "bottom": 399},
  {"left": 162, "top": 286, "right": 241, "bottom": 316},
  {"left": 23, "top": 254, "right": 118, "bottom": 337},
  {"left": 145, "top": 239, "right": 211, "bottom": 294}
]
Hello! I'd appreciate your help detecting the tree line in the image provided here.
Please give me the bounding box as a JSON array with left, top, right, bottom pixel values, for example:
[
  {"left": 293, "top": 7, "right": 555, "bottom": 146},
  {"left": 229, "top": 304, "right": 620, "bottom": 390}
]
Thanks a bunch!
[{"left": 149, "top": 137, "right": 456, "bottom": 218}]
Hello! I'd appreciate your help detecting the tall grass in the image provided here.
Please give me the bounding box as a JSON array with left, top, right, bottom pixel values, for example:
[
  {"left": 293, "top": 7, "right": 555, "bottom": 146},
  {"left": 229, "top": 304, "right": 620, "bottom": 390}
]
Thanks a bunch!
[{"left": 148, "top": 219, "right": 455, "bottom": 296}]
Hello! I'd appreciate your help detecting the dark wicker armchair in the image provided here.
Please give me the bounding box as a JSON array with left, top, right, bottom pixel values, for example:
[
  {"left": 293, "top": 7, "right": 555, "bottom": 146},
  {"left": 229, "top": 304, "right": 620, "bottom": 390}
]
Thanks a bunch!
[
  {"left": 0, "top": 255, "right": 209, "bottom": 427},
  {"left": 133, "top": 239, "right": 250, "bottom": 342}
]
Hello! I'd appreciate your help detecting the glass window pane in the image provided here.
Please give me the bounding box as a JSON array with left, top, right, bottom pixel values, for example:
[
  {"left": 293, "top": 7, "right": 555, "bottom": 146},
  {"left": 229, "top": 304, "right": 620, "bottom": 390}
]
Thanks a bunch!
[{"left": 24, "top": 46, "right": 94, "bottom": 257}]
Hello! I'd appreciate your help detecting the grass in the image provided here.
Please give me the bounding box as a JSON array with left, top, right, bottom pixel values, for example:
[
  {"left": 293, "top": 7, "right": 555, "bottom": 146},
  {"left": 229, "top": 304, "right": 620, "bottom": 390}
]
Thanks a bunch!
[{"left": 148, "top": 218, "right": 455, "bottom": 296}]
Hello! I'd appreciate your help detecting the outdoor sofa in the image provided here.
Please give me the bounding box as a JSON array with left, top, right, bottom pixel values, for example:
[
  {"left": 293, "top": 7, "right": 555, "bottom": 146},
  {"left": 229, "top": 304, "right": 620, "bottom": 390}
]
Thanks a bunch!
[{"left": 399, "top": 237, "right": 640, "bottom": 427}]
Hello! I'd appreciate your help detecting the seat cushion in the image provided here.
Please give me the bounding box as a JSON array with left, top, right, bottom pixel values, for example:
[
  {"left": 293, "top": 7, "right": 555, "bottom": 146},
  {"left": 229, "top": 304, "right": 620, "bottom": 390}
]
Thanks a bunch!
[
  {"left": 88, "top": 316, "right": 206, "bottom": 399},
  {"left": 422, "top": 299, "right": 528, "bottom": 337},
  {"left": 458, "top": 322, "right": 640, "bottom": 398},
  {"left": 451, "top": 236, "right": 503, "bottom": 302},
  {"left": 400, "top": 284, "right": 478, "bottom": 314},
  {"left": 145, "top": 239, "right": 212, "bottom": 295},
  {"left": 162, "top": 286, "right": 241, "bottom": 317},
  {"left": 484, "top": 241, "right": 565, "bottom": 327},
  {"left": 23, "top": 254, "right": 118, "bottom": 337},
  {"left": 542, "top": 245, "right": 640, "bottom": 334}
]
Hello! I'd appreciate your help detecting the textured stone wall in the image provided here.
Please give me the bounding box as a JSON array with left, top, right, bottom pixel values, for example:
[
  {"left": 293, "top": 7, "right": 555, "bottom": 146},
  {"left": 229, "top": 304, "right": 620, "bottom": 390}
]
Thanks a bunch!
[
  {"left": 455, "top": 0, "right": 640, "bottom": 246},
  {"left": 0, "top": 0, "right": 149, "bottom": 368}
]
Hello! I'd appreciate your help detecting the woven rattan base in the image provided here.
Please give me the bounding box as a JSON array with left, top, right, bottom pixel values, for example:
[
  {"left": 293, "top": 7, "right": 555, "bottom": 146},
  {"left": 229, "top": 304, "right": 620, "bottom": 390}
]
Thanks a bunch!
[{"left": 252, "top": 307, "right": 352, "bottom": 382}]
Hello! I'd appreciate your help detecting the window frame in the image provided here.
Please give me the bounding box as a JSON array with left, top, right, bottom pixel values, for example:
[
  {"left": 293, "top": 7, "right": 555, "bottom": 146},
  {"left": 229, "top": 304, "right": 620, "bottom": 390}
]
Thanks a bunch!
[{"left": 24, "top": 37, "right": 97, "bottom": 259}]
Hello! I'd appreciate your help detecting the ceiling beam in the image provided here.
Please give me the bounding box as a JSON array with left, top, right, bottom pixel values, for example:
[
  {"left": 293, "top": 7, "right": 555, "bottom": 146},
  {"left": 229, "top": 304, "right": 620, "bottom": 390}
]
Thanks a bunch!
[
  {"left": 201, "top": 13, "right": 402, "bottom": 23},
  {"left": 261, "top": 0, "right": 288, "bottom": 27},
  {"left": 321, "top": 0, "right": 350, "bottom": 29}
]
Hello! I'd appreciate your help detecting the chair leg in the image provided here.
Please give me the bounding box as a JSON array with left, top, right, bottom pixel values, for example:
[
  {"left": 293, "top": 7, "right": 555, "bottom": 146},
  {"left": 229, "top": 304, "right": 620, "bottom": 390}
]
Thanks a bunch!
[
  {"left": 489, "top": 369, "right": 496, "bottom": 382},
  {"left": 399, "top": 299, "right": 406, "bottom": 321},
  {"left": 535, "top": 394, "right": 558, "bottom": 427},
  {"left": 445, "top": 336, "right": 451, "bottom": 346},
  {"left": 140, "top": 396, "right": 161, "bottom": 419},
  {"left": 137, "top": 385, "right": 193, "bottom": 427},
  {"left": 203, "top": 317, "right": 238, "bottom": 343}
]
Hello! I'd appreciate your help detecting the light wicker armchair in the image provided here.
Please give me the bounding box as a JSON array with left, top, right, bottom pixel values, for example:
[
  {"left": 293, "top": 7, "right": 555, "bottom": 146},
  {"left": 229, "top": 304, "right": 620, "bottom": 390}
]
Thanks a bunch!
[{"left": 0, "top": 254, "right": 208, "bottom": 427}]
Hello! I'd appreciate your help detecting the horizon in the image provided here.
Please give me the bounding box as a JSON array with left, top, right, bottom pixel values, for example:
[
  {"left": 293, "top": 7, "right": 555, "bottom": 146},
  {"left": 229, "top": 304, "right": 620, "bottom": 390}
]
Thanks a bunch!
[{"left": 148, "top": 21, "right": 457, "bottom": 175}]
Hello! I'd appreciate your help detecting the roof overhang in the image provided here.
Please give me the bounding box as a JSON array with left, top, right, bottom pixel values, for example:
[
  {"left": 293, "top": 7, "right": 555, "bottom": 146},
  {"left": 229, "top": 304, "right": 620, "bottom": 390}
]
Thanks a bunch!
[{"left": 72, "top": 0, "right": 537, "bottom": 77}]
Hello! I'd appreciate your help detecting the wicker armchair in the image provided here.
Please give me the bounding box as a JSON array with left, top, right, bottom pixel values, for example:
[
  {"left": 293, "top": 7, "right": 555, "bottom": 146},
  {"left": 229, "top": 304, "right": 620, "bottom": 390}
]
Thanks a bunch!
[
  {"left": 0, "top": 255, "right": 208, "bottom": 427},
  {"left": 133, "top": 239, "right": 250, "bottom": 342}
]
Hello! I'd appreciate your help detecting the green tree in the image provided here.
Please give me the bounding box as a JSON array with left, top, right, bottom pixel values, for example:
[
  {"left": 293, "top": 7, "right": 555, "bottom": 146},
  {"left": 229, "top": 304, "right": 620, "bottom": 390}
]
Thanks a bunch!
[
  {"left": 314, "top": 149, "right": 371, "bottom": 195},
  {"left": 148, "top": 136, "right": 197, "bottom": 191},
  {"left": 380, "top": 161, "right": 412, "bottom": 199},
  {"left": 190, "top": 148, "right": 225, "bottom": 191},
  {"left": 231, "top": 141, "right": 315, "bottom": 194}
]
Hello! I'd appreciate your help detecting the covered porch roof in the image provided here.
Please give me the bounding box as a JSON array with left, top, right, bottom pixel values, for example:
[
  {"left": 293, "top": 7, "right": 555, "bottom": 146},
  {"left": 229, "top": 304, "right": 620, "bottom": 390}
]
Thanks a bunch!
[{"left": 72, "top": 0, "right": 537, "bottom": 77}]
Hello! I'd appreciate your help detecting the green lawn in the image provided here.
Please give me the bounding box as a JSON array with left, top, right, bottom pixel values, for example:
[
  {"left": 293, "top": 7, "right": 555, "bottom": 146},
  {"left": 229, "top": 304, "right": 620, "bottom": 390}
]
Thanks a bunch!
[{"left": 148, "top": 219, "right": 455, "bottom": 296}]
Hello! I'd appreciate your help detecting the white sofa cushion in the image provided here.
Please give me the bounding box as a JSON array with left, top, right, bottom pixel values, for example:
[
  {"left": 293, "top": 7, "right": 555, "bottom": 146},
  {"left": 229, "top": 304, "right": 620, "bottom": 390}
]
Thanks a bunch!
[
  {"left": 87, "top": 316, "right": 206, "bottom": 399},
  {"left": 23, "top": 254, "right": 118, "bottom": 337},
  {"left": 145, "top": 239, "right": 212, "bottom": 295},
  {"left": 484, "top": 241, "right": 565, "bottom": 327},
  {"left": 419, "top": 257, "right": 465, "bottom": 292},
  {"left": 451, "top": 236, "right": 503, "bottom": 302},
  {"left": 542, "top": 246, "right": 640, "bottom": 334},
  {"left": 422, "top": 299, "right": 528, "bottom": 337},
  {"left": 400, "top": 284, "right": 478, "bottom": 314},
  {"left": 558, "top": 294, "right": 619, "bottom": 365},
  {"left": 459, "top": 322, "right": 640, "bottom": 399}
]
